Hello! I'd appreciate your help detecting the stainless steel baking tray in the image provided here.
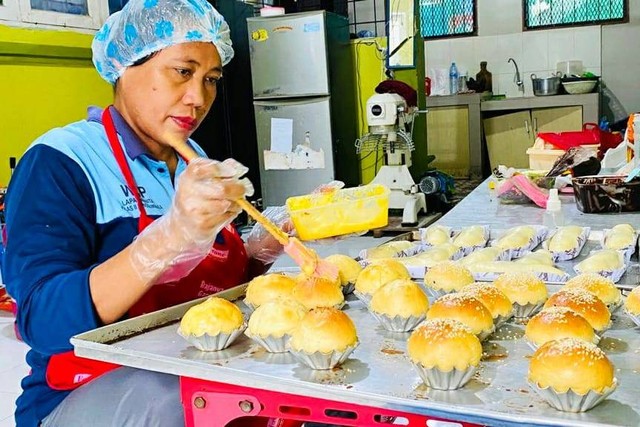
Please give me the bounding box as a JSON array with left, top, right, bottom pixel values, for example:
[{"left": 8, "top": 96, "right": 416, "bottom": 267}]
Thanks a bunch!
[{"left": 73, "top": 281, "right": 640, "bottom": 427}]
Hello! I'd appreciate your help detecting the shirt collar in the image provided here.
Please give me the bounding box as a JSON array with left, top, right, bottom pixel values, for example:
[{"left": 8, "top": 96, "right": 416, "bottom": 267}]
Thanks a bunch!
[{"left": 87, "top": 105, "right": 148, "bottom": 160}]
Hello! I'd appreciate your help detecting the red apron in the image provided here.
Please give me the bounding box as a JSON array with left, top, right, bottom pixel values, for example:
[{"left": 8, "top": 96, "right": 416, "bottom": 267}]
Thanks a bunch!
[{"left": 46, "top": 107, "right": 249, "bottom": 391}]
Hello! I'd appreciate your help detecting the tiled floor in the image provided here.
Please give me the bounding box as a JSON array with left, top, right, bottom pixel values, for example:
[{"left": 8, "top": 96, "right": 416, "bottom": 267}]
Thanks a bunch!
[{"left": 0, "top": 311, "right": 28, "bottom": 427}]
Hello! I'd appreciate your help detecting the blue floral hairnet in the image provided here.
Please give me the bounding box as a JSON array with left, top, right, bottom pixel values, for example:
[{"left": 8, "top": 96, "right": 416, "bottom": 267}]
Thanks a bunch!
[{"left": 92, "top": 0, "right": 234, "bottom": 84}]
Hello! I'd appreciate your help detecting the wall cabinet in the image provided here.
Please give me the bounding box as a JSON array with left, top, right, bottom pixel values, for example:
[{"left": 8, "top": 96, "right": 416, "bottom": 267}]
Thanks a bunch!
[
  {"left": 427, "top": 106, "right": 470, "bottom": 178},
  {"left": 484, "top": 106, "right": 583, "bottom": 169}
]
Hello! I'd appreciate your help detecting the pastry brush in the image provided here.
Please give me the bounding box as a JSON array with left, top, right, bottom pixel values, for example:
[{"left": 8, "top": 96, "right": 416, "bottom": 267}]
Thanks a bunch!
[{"left": 165, "top": 136, "right": 338, "bottom": 280}]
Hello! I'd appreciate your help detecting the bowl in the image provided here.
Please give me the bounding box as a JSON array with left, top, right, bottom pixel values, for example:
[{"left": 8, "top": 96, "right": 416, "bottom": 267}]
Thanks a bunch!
[{"left": 562, "top": 80, "right": 597, "bottom": 94}]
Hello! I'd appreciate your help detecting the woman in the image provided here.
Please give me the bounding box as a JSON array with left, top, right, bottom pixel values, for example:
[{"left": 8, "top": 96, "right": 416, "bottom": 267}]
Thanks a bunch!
[{"left": 2, "top": 1, "right": 285, "bottom": 425}]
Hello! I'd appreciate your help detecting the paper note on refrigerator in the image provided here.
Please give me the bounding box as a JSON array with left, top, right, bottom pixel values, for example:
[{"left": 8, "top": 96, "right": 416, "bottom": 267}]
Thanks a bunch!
[{"left": 270, "top": 118, "right": 293, "bottom": 153}]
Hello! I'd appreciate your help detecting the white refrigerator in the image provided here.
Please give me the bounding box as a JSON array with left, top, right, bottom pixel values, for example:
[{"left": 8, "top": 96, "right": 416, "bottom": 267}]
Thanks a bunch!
[{"left": 247, "top": 11, "right": 358, "bottom": 206}]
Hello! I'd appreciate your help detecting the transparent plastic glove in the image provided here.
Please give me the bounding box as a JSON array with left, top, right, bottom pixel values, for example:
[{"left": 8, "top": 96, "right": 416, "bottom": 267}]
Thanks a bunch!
[
  {"left": 245, "top": 206, "right": 295, "bottom": 265},
  {"left": 312, "top": 180, "right": 345, "bottom": 194},
  {"left": 130, "top": 158, "right": 254, "bottom": 284}
]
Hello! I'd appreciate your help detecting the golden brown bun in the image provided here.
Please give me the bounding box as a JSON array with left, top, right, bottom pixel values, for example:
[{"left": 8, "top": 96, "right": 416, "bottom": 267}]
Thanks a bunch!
[
  {"left": 543, "top": 289, "right": 610, "bottom": 332},
  {"left": 494, "top": 226, "right": 535, "bottom": 250},
  {"left": 370, "top": 279, "right": 429, "bottom": 317},
  {"left": 625, "top": 286, "right": 640, "bottom": 315},
  {"left": 564, "top": 273, "right": 621, "bottom": 306},
  {"left": 179, "top": 297, "right": 244, "bottom": 336},
  {"left": 244, "top": 273, "right": 297, "bottom": 308},
  {"left": 364, "top": 241, "right": 416, "bottom": 259},
  {"left": 424, "top": 261, "right": 474, "bottom": 292},
  {"left": 453, "top": 226, "right": 486, "bottom": 247},
  {"left": 459, "top": 282, "right": 512, "bottom": 319},
  {"left": 355, "top": 261, "right": 410, "bottom": 296},
  {"left": 289, "top": 307, "right": 357, "bottom": 353},
  {"left": 407, "top": 319, "right": 482, "bottom": 371},
  {"left": 525, "top": 307, "right": 596, "bottom": 347},
  {"left": 324, "top": 254, "right": 363, "bottom": 286},
  {"left": 426, "top": 293, "right": 494, "bottom": 336},
  {"left": 369, "top": 258, "right": 411, "bottom": 277},
  {"left": 493, "top": 272, "right": 548, "bottom": 306},
  {"left": 528, "top": 338, "right": 615, "bottom": 394},
  {"left": 605, "top": 224, "right": 635, "bottom": 250},
  {"left": 247, "top": 299, "right": 308, "bottom": 338},
  {"left": 292, "top": 275, "right": 344, "bottom": 310},
  {"left": 548, "top": 226, "right": 584, "bottom": 252}
]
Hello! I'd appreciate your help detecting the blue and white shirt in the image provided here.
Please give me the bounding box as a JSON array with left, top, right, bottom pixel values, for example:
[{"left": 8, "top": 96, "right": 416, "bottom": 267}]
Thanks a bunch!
[{"left": 2, "top": 106, "right": 206, "bottom": 426}]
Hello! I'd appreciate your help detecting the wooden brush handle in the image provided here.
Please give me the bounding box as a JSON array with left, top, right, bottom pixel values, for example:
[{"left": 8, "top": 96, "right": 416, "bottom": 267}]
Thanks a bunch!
[
  {"left": 235, "top": 198, "right": 290, "bottom": 245},
  {"left": 167, "top": 136, "right": 290, "bottom": 245}
]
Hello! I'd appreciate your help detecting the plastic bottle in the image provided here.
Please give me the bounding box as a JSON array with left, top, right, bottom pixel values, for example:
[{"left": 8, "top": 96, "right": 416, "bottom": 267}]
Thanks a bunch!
[
  {"left": 543, "top": 189, "right": 564, "bottom": 228},
  {"left": 449, "top": 62, "right": 459, "bottom": 95}
]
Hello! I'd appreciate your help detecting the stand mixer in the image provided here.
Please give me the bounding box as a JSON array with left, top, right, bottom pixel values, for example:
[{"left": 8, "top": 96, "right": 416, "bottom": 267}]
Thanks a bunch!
[{"left": 355, "top": 93, "right": 426, "bottom": 225}]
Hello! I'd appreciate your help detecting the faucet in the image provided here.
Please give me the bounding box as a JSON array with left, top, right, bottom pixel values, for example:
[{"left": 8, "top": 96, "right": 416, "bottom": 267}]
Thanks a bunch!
[{"left": 508, "top": 58, "right": 525, "bottom": 95}]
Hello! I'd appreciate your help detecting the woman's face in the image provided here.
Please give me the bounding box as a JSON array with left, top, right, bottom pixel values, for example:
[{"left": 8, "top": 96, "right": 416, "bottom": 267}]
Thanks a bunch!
[{"left": 115, "top": 41, "right": 222, "bottom": 146}]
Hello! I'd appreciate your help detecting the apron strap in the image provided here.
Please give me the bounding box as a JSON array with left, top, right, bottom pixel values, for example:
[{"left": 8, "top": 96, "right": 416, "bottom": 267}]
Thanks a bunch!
[{"left": 102, "top": 107, "right": 153, "bottom": 233}]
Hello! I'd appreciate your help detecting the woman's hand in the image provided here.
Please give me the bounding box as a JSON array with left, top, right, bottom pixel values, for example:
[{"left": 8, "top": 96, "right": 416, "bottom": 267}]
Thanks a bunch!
[
  {"left": 130, "top": 158, "right": 253, "bottom": 283},
  {"left": 245, "top": 206, "right": 294, "bottom": 265}
]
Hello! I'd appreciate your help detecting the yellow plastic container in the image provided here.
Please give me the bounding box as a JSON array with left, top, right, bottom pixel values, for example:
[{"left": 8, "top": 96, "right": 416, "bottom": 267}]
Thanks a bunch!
[{"left": 286, "top": 184, "right": 390, "bottom": 240}]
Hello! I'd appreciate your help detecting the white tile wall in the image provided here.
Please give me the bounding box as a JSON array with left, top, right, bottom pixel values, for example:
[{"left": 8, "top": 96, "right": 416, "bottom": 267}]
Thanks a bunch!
[{"left": 425, "top": 26, "right": 602, "bottom": 97}]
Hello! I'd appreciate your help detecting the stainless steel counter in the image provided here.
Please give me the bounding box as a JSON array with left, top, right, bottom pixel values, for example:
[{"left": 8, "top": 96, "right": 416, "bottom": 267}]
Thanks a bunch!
[{"left": 439, "top": 178, "right": 640, "bottom": 231}]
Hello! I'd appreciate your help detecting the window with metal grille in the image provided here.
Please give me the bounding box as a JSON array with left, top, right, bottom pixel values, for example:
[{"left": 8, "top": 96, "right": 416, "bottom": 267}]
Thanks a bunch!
[
  {"left": 419, "top": 0, "right": 476, "bottom": 39},
  {"left": 524, "top": 0, "right": 627, "bottom": 29},
  {"left": 347, "top": 0, "right": 387, "bottom": 37}
]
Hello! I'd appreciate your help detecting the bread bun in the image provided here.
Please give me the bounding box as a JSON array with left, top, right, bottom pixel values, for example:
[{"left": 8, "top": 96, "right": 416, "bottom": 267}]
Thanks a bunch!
[
  {"left": 543, "top": 289, "right": 610, "bottom": 332},
  {"left": 244, "top": 273, "right": 297, "bottom": 308},
  {"left": 179, "top": 297, "right": 244, "bottom": 336},
  {"left": 528, "top": 338, "right": 615, "bottom": 395},
  {"left": 424, "top": 262, "right": 474, "bottom": 292},
  {"left": 459, "top": 282, "right": 512, "bottom": 320},
  {"left": 247, "top": 299, "right": 308, "bottom": 338},
  {"left": 355, "top": 261, "right": 410, "bottom": 296},
  {"left": 575, "top": 250, "right": 623, "bottom": 273},
  {"left": 605, "top": 224, "right": 635, "bottom": 250},
  {"left": 548, "top": 226, "right": 584, "bottom": 252},
  {"left": 369, "top": 258, "right": 411, "bottom": 277},
  {"left": 426, "top": 293, "right": 494, "bottom": 336},
  {"left": 370, "top": 279, "right": 429, "bottom": 318},
  {"left": 515, "top": 250, "right": 554, "bottom": 266},
  {"left": 525, "top": 307, "right": 596, "bottom": 347},
  {"left": 493, "top": 272, "right": 548, "bottom": 306},
  {"left": 399, "top": 244, "right": 459, "bottom": 268},
  {"left": 422, "top": 225, "right": 451, "bottom": 245},
  {"left": 364, "top": 241, "right": 415, "bottom": 259},
  {"left": 407, "top": 319, "right": 482, "bottom": 371},
  {"left": 324, "top": 254, "right": 362, "bottom": 287},
  {"left": 494, "top": 226, "right": 535, "bottom": 250},
  {"left": 458, "top": 247, "right": 502, "bottom": 266},
  {"left": 625, "top": 286, "right": 640, "bottom": 315},
  {"left": 289, "top": 307, "right": 357, "bottom": 353},
  {"left": 564, "top": 273, "right": 621, "bottom": 306},
  {"left": 292, "top": 275, "right": 344, "bottom": 310},
  {"left": 453, "top": 226, "right": 486, "bottom": 247}
]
